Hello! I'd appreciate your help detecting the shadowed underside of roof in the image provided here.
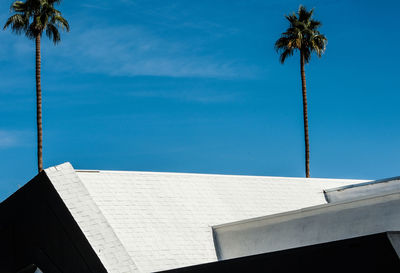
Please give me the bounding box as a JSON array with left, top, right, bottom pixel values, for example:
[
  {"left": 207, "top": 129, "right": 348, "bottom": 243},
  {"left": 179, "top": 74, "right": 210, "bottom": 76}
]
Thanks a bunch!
[
  {"left": 45, "top": 162, "right": 366, "bottom": 273},
  {"left": 158, "top": 232, "right": 400, "bottom": 273}
]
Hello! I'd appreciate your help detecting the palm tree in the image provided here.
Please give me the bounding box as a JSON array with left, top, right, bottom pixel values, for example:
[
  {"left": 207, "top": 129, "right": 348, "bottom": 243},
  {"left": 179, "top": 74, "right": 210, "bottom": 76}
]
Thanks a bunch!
[
  {"left": 275, "top": 5, "right": 327, "bottom": 178},
  {"left": 4, "top": 0, "right": 69, "bottom": 172}
]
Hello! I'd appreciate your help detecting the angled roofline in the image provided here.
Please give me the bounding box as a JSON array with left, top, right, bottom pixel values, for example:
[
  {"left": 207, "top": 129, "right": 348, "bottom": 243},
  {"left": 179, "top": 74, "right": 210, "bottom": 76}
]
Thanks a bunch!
[
  {"left": 0, "top": 170, "right": 108, "bottom": 272},
  {"left": 323, "top": 176, "right": 400, "bottom": 203},
  {"left": 75, "top": 168, "right": 367, "bottom": 184},
  {"left": 324, "top": 176, "right": 400, "bottom": 193},
  {"left": 212, "top": 189, "right": 400, "bottom": 260},
  {"left": 45, "top": 162, "right": 140, "bottom": 273},
  {"left": 213, "top": 186, "right": 400, "bottom": 230}
]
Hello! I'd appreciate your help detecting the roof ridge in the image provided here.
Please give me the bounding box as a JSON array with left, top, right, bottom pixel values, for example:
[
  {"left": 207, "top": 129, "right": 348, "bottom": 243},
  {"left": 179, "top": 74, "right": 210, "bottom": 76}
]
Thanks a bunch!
[
  {"left": 45, "top": 162, "right": 141, "bottom": 273},
  {"left": 75, "top": 168, "right": 366, "bottom": 182}
]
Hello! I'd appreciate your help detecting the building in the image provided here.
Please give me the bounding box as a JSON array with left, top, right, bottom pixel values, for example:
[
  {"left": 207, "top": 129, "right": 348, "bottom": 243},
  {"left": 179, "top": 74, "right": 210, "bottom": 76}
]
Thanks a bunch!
[{"left": 1, "top": 162, "right": 399, "bottom": 273}]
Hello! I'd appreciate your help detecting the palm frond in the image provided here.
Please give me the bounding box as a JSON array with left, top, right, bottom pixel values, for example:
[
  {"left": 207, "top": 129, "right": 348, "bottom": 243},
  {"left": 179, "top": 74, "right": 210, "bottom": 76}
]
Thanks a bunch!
[
  {"left": 26, "top": 23, "right": 38, "bottom": 39},
  {"left": 4, "top": 0, "right": 69, "bottom": 42},
  {"left": 302, "top": 47, "right": 312, "bottom": 63},
  {"left": 48, "top": 0, "right": 62, "bottom": 4},
  {"left": 3, "top": 14, "right": 27, "bottom": 33},
  {"left": 10, "top": 1, "right": 26, "bottom": 13},
  {"left": 52, "top": 14, "right": 69, "bottom": 31},
  {"left": 275, "top": 36, "right": 290, "bottom": 51},
  {"left": 46, "top": 23, "right": 60, "bottom": 43},
  {"left": 298, "top": 5, "right": 314, "bottom": 22},
  {"left": 279, "top": 49, "right": 294, "bottom": 64},
  {"left": 275, "top": 5, "right": 327, "bottom": 64},
  {"left": 309, "top": 19, "right": 322, "bottom": 30}
]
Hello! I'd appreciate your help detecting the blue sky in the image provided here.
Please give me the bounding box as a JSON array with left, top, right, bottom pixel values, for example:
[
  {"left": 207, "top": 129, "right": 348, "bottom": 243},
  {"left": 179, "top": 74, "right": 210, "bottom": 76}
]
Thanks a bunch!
[{"left": 1, "top": 0, "right": 399, "bottom": 200}]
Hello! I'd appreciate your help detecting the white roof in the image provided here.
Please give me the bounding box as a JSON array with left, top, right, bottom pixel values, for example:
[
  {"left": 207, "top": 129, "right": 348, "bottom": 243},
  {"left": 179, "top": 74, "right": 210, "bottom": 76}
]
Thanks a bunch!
[
  {"left": 213, "top": 180, "right": 400, "bottom": 260},
  {"left": 324, "top": 176, "right": 400, "bottom": 203},
  {"left": 45, "top": 162, "right": 367, "bottom": 273}
]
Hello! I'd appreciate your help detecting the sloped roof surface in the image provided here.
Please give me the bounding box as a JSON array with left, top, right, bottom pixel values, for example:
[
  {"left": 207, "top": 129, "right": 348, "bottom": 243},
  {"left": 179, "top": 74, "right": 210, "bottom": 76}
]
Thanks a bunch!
[
  {"left": 324, "top": 176, "right": 400, "bottom": 203},
  {"left": 45, "top": 163, "right": 366, "bottom": 273},
  {"left": 45, "top": 163, "right": 139, "bottom": 273}
]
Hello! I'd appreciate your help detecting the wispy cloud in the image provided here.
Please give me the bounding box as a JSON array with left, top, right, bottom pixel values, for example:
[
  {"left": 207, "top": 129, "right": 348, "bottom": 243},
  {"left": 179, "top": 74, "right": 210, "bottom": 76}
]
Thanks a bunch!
[
  {"left": 79, "top": 4, "right": 107, "bottom": 10},
  {"left": 0, "top": 130, "right": 21, "bottom": 148},
  {"left": 1, "top": 1, "right": 260, "bottom": 79},
  {"left": 43, "top": 25, "right": 257, "bottom": 78},
  {"left": 128, "top": 89, "right": 239, "bottom": 103}
]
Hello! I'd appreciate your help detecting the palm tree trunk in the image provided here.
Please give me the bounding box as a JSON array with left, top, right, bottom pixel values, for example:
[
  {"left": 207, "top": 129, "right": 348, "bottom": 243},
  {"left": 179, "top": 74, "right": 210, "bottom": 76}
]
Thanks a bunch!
[
  {"left": 35, "top": 34, "right": 43, "bottom": 173},
  {"left": 300, "top": 51, "right": 310, "bottom": 178}
]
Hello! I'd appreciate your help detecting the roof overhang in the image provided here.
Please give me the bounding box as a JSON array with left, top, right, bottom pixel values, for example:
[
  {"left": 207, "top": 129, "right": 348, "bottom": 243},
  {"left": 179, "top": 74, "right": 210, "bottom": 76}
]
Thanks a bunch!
[
  {"left": 324, "top": 176, "right": 400, "bottom": 203},
  {"left": 213, "top": 189, "right": 400, "bottom": 260}
]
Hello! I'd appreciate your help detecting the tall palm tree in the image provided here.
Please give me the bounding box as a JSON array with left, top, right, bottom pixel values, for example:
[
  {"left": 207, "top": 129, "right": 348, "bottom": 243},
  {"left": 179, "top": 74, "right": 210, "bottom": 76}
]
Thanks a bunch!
[
  {"left": 275, "top": 5, "right": 327, "bottom": 178},
  {"left": 4, "top": 0, "right": 69, "bottom": 172}
]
